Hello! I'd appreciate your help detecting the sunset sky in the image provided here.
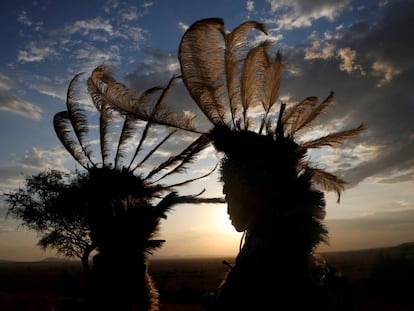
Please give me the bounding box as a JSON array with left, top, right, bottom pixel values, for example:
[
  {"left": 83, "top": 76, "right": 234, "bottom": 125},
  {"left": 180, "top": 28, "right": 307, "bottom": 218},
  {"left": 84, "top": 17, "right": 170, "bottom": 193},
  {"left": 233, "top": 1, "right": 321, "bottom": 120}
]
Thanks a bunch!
[{"left": 1, "top": 0, "right": 413, "bottom": 262}]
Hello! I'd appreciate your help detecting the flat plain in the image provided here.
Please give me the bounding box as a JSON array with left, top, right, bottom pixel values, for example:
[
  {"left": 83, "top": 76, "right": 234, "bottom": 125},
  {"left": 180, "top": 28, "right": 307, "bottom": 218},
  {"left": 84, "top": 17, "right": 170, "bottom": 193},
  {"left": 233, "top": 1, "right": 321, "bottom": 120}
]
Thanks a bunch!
[{"left": 1, "top": 243, "right": 413, "bottom": 310}]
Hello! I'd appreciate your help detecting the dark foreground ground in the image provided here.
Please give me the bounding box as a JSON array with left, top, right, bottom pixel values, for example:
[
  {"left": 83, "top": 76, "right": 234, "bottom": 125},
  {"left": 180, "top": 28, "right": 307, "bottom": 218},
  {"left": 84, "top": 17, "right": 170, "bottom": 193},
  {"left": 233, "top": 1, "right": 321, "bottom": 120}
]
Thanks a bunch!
[{"left": 1, "top": 243, "right": 414, "bottom": 311}]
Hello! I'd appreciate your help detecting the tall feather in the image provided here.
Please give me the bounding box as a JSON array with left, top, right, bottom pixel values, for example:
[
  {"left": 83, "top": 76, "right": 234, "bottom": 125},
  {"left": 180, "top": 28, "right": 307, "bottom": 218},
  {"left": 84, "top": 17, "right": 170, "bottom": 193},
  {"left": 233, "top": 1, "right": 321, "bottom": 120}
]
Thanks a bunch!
[
  {"left": 89, "top": 65, "right": 199, "bottom": 133},
  {"left": 53, "top": 111, "right": 89, "bottom": 169},
  {"left": 99, "top": 114, "right": 111, "bottom": 167},
  {"left": 178, "top": 18, "right": 227, "bottom": 125},
  {"left": 241, "top": 42, "right": 270, "bottom": 130},
  {"left": 114, "top": 115, "right": 137, "bottom": 169},
  {"left": 301, "top": 123, "right": 365, "bottom": 149},
  {"left": 65, "top": 73, "right": 95, "bottom": 166},
  {"left": 289, "top": 91, "right": 335, "bottom": 135},
  {"left": 225, "top": 21, "right": 268, "bottom": 128},
  {"left": 308, "top": 167, "right": 347, "bottom": 203},
  {"left": 282, "top": 96, "right": 318, "bottom": 135},
  {"left": 259, "top": 50, "right": 282, "bottom": 134}
]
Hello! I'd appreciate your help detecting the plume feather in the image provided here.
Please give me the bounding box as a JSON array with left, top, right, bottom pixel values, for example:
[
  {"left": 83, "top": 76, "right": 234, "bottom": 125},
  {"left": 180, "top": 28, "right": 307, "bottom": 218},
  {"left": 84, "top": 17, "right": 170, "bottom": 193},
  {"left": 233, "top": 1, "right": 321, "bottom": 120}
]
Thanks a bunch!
[
  {"left": 241, "top": 42, "right": 270, "bottom": 129},
  {"left": 179, "top": 18, "right": 227, "bottom": 125},
  {"left": 114, "top": 115, "right": 138, "bottom": 169},
  {"left": 65, "top": 72, "right": 94, "bottom": 164},
  {"left": 99, "top": 114, "right": 112, "bottom": 166},
  {"left": 53, "top": 111, "right": 90, "bottom": 169},
  {"left": 290, "top": 91, "right": 335, "bottom": 135},
  {"left": 309, "top": 167, "right": 347, "bottom": 203},
  {"left": 225, "top": 21, "right": 268, "bottom": 128},
  {"left": 301, "top": 123, "right": 365, "bottom": 149}
]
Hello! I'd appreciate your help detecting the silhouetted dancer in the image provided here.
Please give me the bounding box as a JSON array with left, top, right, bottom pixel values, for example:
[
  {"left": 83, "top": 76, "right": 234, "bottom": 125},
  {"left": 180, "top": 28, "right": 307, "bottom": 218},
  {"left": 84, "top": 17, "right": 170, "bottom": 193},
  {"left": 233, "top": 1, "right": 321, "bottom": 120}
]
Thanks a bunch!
[
  {"left": 53, "top": 66, "right": 224, "bottom": 311},
  {"left": 176, "top": 18, "right": 365, "bottom": 311}
]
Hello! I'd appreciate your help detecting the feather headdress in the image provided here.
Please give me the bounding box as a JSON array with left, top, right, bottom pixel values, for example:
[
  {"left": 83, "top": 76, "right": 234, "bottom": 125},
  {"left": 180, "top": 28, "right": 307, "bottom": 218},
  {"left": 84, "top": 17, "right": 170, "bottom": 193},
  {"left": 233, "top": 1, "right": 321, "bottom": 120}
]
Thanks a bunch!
[
  {"left": 94, "top": 18, "right": 365, "bottom": 253},
  {"left": 176, "top": 17, "right": 365, "bottom": 256},
  {"left": 177, "top": 18, "right": 365, "bottom": 204},
  {"left": 102, "top": 18, "right": 365, "bottom": 206},
  {"left": 53, "top": 65, "right": 224, "bottom": 255}
]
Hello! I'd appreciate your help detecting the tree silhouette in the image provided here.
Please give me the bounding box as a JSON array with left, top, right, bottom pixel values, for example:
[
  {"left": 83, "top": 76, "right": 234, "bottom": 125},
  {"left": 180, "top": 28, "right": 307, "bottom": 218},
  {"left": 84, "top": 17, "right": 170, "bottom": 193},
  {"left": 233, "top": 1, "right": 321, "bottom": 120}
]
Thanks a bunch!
[{"left": 4, "top": 169, "right": 94, "bottom": 274}]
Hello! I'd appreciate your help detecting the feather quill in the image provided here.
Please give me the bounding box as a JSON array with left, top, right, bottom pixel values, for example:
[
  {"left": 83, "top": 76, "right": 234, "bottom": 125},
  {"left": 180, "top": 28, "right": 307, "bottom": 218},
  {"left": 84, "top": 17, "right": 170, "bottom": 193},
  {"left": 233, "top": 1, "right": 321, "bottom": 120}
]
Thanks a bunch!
[
  {"left": 130, "top": 129, "right": 178, "bottom": 173},
  {"left": 145, "top": 134, "right": 210, "bottom": 182},
  {"left": 128, "top": 76, "right": 182, "bottom": 171}
]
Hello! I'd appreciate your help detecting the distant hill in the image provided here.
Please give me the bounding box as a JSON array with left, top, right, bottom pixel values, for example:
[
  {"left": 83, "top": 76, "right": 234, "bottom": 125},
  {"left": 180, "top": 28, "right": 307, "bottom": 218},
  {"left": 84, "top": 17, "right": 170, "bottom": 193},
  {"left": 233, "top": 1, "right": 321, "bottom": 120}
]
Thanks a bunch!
[
  {"left": 395, "top": 241, "right": 414, "bottom": 249},
  {"left": 319, "top": 241, "right": 414, "bottom": 277}
]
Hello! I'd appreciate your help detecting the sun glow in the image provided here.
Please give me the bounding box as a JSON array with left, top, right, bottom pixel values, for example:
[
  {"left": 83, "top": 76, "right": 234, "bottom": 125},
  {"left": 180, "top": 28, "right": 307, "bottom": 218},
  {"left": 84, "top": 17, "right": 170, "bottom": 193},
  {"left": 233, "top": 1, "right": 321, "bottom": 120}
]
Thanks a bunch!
[{"left": 218, "top": 206, "right": 236, "bottom": 234}]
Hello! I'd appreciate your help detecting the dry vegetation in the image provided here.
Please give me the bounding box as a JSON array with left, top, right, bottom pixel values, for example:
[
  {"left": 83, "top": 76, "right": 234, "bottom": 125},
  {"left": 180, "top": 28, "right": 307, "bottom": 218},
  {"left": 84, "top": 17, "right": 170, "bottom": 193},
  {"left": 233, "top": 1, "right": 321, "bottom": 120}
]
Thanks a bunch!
[{"left": 1, "top": 244, "right": 413, "bottom": 311}]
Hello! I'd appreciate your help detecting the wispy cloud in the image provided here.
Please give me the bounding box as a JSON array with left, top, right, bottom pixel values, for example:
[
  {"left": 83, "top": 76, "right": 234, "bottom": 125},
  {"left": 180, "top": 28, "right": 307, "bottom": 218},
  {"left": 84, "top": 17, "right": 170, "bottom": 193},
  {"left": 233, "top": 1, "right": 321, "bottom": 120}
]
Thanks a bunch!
[
  {"left": 17, "top": 41, "right": 56, "bottom": 63},
  {"left": 0, "top": 72, "right": 42, "bottom": 120},
  {"left": 265, "top": 0, "right": 351, "bottom": 30},
  {"left": 0, "top": 93, "right": 42, "bottom": 121}
]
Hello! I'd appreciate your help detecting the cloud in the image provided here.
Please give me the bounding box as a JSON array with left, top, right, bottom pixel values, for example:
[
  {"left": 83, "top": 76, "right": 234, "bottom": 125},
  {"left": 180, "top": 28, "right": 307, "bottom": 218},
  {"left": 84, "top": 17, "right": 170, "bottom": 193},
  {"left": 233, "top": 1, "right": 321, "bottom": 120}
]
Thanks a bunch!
[
  {"left": 0, "top": 93, "right": 42, "bottom": 120},
  {"left": 342, "top": 141, "right": 414, "bottom": 186},
  {"left": 371, "top": 60, "right": 401, "bottom": 87},
  {"left": 17, "top": 10, "right": 43, "bottom": 30},
  {"left": 304, "top": 31, "right": 335, "bottom": 60},
  {"left": 17, "top": 10, "right": 32, "bottom": 26},
  {"left": 0, "top": 92, "right": 42, "bottom": 121},
  {"left": 17, "top": 41, "right": 56, "bottom": 63},
  {"left": 0, "top": 145, "right": 74, "bottom": 194},
  {"left": 177, "top": 22, "right": 188, "bottom": 32},
  {"left": 265, "top": 0, "right": 351, "bottom": 30},
  {"left": 16, "top": 147, "right": 69, "bottom": 171},
  {"left": 303, "top": 32, "right": 366, "bottom": 76},
  {"left": 64, "top": 17, "right": 114, "bottom": 38},
  {"left": 337, "top": 47, "right": 366, "bottom": 76},
  {"left": 246, "top": 0, "right": 254, "bottom": 12}
]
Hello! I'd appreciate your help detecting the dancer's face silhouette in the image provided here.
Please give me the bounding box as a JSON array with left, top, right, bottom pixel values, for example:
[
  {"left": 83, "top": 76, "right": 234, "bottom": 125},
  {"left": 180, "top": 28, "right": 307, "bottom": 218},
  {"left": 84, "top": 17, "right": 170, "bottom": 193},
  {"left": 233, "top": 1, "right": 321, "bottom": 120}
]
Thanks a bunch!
[{"left": 223, "top": 180, "right": 260, "bottom": 232}]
